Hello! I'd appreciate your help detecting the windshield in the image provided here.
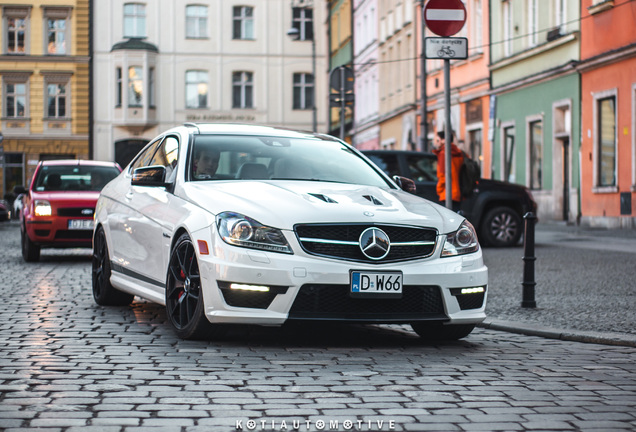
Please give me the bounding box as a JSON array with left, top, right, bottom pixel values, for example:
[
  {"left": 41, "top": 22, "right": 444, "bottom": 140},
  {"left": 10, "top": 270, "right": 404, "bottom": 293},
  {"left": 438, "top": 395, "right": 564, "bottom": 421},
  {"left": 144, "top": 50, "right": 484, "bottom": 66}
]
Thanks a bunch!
[
  {"left": 190, "top": 135, "right": 392, "bottom": 188},
  {"left": 34, "top": 165, "right": 120, "bottom": 192}
]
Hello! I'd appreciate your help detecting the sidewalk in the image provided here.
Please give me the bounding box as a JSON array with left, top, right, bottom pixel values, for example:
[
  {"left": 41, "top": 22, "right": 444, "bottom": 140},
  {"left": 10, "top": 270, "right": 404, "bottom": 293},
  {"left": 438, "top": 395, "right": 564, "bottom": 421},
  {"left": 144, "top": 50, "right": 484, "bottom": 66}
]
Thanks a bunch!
[{"left": 480, "top": 220, "right": 636, "bottom": 347}]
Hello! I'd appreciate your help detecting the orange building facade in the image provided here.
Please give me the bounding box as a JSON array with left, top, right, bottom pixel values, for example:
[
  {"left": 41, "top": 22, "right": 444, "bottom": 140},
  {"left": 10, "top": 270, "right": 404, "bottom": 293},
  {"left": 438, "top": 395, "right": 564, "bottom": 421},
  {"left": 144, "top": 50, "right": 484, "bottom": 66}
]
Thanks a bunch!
[{"left": 578, "top": 0, "right": 636, "bottom": 228}]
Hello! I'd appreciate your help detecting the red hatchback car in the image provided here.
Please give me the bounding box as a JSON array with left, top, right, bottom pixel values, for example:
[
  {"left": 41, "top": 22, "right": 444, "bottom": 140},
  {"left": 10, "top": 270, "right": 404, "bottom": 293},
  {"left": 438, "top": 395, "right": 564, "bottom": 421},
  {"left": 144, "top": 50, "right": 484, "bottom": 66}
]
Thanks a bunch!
[{"left": 18, "top": 160, "right": 121, "bottom": 262}]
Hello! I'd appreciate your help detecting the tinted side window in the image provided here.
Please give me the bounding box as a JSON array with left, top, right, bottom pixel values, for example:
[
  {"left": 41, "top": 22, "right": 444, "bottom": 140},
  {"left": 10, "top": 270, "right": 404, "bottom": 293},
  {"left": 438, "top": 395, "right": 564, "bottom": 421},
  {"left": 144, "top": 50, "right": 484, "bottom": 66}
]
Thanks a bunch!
[
  {"left": 406, "top": 154, "right": 437, "bottom": 182},
  {"left": 366, "top": 154, "right": 400, "bottom": 178},
  {"left": 149, "top": 136, "right": 179, "bottom": 182}
]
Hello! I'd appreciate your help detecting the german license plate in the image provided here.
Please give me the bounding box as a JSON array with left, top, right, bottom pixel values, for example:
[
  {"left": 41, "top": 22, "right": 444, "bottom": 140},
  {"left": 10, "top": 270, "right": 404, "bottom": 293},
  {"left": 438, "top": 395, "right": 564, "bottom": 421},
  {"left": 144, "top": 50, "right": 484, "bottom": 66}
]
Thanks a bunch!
[
  {"left": 350, "top": 271, "right": 403, "bottom": 298},
  {"left": 68, "top": 219, "right": 94, "bottom": 230}
]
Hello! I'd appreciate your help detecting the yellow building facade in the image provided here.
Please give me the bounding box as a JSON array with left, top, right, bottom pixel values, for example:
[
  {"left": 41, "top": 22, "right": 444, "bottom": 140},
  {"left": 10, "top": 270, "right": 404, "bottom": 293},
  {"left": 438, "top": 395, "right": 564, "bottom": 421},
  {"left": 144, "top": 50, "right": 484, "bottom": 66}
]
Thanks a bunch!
[{"left": 0, "top": 0, "right": 90, "bottom": 198}]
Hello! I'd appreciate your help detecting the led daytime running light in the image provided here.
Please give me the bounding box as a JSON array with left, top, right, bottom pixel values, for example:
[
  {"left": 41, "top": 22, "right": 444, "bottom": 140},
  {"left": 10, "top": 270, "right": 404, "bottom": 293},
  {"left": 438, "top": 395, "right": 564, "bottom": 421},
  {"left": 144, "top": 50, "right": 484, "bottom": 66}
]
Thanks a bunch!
[
  {"left": 461, "top": 287, "right": 485, "bottom": 295},
  {"left": 229, "top": 283, "right": 270, "bottom": 292}
]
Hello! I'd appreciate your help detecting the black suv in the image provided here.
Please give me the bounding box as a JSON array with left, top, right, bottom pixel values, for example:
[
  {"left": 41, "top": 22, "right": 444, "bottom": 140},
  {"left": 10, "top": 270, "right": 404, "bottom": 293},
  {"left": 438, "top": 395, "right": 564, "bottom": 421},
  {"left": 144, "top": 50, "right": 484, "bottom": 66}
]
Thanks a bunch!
[{"left": 362, "top": 150, "right": 537, "bottom": 247}]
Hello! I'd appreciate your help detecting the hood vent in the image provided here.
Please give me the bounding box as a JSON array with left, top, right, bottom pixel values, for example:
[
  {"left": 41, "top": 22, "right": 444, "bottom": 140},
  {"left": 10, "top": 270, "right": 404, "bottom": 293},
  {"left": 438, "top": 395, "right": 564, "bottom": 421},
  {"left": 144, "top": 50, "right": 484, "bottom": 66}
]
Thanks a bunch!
[
  {"left": 363, "top": 195, "right": 384, "bottom": 205},
  {"left": 308, "top": 193, "right": 338, "bottom": 203}
]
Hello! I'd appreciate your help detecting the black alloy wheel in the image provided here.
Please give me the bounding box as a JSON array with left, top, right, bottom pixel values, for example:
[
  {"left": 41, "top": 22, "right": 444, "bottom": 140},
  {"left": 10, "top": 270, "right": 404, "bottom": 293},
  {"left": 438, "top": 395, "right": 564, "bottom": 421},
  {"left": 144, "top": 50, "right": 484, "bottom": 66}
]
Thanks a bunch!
[
  {"left": 166, "top": 233, "right": 215, "bottom": 339},
  {"left": 92, "top": 227, "right": 134, "bottom": 306},
  {"left": 481, "top": 206, "right": 523, "bottom": 247}
]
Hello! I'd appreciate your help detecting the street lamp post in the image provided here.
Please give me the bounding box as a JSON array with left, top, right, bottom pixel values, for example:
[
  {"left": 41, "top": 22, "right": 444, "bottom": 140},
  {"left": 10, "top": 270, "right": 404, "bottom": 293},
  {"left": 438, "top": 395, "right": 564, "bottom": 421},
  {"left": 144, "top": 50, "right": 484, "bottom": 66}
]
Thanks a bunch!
[{"left": 287, "top": 9, "right": 317, "bottom": 132}]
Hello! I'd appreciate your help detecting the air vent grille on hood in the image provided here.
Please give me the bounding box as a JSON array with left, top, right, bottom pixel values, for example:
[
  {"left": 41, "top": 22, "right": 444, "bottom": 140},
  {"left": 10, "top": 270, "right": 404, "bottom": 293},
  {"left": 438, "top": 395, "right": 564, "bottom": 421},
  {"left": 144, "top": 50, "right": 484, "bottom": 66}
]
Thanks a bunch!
[
  {"left": 363, "top": 195, "right": 383, "bottom": 205},
  {"left": 308, "top": 193, "right": 337, "bottom": 203}
]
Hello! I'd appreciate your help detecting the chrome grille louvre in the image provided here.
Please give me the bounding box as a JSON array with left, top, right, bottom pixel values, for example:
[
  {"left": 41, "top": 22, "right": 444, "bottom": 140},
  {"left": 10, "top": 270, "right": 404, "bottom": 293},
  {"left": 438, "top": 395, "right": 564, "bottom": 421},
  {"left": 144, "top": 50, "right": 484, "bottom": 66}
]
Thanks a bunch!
[{"left": 295, "top": 223, "right": 437, "bottom": 263}]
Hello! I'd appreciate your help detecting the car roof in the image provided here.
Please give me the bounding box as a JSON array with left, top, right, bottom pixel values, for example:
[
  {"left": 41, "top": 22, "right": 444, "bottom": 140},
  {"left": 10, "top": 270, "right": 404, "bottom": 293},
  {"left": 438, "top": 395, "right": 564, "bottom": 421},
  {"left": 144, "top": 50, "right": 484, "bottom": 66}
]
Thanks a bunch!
[
  {"left": 39, "top": 159, "right": 120, "bottom": 168},
  {"left": 182, "top": 123, "right": 340, "bottom": 142}
]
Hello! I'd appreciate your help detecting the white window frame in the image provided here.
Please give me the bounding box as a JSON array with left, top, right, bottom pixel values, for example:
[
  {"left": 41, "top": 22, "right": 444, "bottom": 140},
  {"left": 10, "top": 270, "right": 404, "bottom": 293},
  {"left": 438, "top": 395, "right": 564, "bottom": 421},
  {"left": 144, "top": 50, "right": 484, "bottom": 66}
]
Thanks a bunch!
[
  {"left": 555, "top": 0, "right": 567, "bottom": 34},
  {"left": 500, "top": 121, "right": 516, "bottom": 183},
  {"left": 185, "top": 70, "right": 208, "bottom": 109},
  {"left": 292, "top": 7, "right": 313, "bottom": 41},
  {"left": 527, "top": 0, "right": 538, "bottom": 47},
  {"left": 592, "top": 88, "right": 618, "bottom": 193},
  {"left": 292, "top": 72, "right": 314, "bottom": 110},
  {"left": 232, "top": 71, "right": 253, "bottom": 109},
  {"left": 4, "top": 7, "right": 30, "bottom": 54},
  {"left": 3, "top": 74, "right": 29, "bottom": 118},
  {"left": 123, "top": 3, "right": 146, "bottom": 39},
  {"left": 502, "top": 1, "right": 512, "bottom": 57},
  {"left": 43, "top": 7, "right": 71, "bottom": 55},
  {"left": 186, "top": 4, "right": 208, "bottom": 39},
  {"left": 470, "top": 0, "right": 483, "bottom": 55},
  {"left": 232, "top": 6, "right": 254, "bottom": 40},
  {"left": 525, "top": 114, "right": 544, "bottom": 190},
  {"left": 128, "top": 66, "right": 144, "bottom": 107},
  {"left": 44, "top": 75, "right": 70, "bottom": 119}
]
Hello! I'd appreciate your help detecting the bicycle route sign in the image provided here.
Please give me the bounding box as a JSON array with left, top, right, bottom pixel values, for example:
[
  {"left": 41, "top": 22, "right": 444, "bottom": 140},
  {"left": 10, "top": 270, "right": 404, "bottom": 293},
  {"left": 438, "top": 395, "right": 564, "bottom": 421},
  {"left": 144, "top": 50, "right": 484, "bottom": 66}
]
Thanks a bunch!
[
  {"left": 424, "top": 0, "right": 467, "bottom": 37},
  {"left": 425, "top": 37, "right": 468, "bottom": 60}
]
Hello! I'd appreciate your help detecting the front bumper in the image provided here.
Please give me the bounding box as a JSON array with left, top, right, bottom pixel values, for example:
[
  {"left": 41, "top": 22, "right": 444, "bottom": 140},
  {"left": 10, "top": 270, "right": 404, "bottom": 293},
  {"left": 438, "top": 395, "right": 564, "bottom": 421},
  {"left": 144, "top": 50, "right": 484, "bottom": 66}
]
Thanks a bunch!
[
  {"left": 25, "top": 216, "right": 94, "bottom": 248},
  {"left": 195, "top": 233, "right": 488, "bottom": 326}
]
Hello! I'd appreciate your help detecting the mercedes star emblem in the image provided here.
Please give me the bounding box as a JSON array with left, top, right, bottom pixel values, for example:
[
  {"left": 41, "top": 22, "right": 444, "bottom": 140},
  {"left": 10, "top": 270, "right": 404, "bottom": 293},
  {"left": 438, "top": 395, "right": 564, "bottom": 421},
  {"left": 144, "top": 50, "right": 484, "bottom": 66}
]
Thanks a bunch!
[{"left": 359, "top": 227, "right": 391, "bottom": 260}]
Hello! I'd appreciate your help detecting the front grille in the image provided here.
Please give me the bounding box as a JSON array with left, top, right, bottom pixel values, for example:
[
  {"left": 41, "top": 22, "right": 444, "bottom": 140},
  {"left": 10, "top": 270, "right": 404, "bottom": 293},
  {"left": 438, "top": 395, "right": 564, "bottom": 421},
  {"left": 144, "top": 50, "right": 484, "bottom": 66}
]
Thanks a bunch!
[
  {"left": 288, "top": 284, "right": 446, "bottom": 321},
  {"left": 57, "top": 207, "right": 95, "bottom": 217},
  {"left": 456, "top": 292, "right": 485, "bottom": 310},
  {"left": 295, "top": 224, "right": 437, "bottom": 263},
  {"left": 54, "top": 230, "right": 93, "bottom": 240}
]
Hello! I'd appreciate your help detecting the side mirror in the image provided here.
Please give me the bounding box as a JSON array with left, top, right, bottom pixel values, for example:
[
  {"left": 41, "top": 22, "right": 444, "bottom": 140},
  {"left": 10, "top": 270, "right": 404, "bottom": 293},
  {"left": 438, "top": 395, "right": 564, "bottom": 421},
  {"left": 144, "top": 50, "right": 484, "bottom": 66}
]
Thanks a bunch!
[
  {"left": 131, "top": 165, "right": 169, "bottom": 187},
  {"left": 13, "top": 185, "right": 27, "bottom": 195},
  {"left": 393, "top": 176, "right": 416, "bottom": 194}
]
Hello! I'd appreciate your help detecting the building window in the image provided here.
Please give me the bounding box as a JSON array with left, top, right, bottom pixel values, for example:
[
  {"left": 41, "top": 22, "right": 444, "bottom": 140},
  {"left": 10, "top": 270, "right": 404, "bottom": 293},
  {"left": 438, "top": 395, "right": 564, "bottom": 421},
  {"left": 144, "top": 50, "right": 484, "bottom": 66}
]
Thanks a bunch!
[
  {"left": 232, "top": 71, "right": 253, "bottom": 109},
  {"left": 529, "top": 120, "right": 543, "bottom": 189},
  {"left": 148, "top": 67, "right": 155, "bottom": 107},
  {"left": 597, "top": 96, "right": 616, "bottom": 187},
  {"left": 124, "top": 3, "right": 146, "bottom": 38},
  {"left": 293, "top": 73, "right": 314, "bottom": 110},
  {"left": 468, "top": 128, "right": 483, "bottom": 169},
  {"left": 4, "top": 80, "right": 27, "bottom": 118},
  {"left": 470, "top": 0, "right": 483, "bottom": 54},
  {"left": 5, "top": 8, "right": 29, "bottom": 54},
  {"left": 44, "top": 8, "right": 71, "bottom": 54},
  {"left": 502, "top": 1, "right": 512, "bottom": 57},
  {"left": 292, "top": 7, "right": 313, "bottom": 41},
  {"left": 527, "top": 0, "right": 538, "bottom": 47},
  {"left": 503, "top": 126, "right": 515, "bottom": 182},
  {"left": 555, "top": 0, "right": 566, "bottom": 33},
  {"left": 186, "top": 5, "right": 208, "bottom": 38},
  {"left": 128, "top": 66, "right": 143, "bottom": 107},
  {"left": 46, "top": 82, "right": 67, "bottom": 118},
  {"left": 185, "top": 70, "right": 208, "bottom": 109},
  {"left": 116, "top": 67, "right": 122, "bottom": 107},
  {"left": 233, "top": 6, "right": 254, "bottom": 40}
]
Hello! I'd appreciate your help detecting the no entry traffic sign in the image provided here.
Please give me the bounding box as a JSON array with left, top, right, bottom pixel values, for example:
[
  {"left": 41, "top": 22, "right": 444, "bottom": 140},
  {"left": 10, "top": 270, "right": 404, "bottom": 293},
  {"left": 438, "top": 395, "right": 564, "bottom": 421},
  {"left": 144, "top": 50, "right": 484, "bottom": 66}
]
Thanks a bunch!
[{"left": 424, "top": 0, "right": 467, "bottom": 37}]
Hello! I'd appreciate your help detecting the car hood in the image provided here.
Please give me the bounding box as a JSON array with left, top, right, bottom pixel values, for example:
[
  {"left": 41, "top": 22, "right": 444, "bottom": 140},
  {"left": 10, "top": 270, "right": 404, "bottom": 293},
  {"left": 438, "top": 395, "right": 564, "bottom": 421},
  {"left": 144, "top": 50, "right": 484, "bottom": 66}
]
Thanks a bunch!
[{"left": 181, "top": 180, "right": 464, "bottom": 233}]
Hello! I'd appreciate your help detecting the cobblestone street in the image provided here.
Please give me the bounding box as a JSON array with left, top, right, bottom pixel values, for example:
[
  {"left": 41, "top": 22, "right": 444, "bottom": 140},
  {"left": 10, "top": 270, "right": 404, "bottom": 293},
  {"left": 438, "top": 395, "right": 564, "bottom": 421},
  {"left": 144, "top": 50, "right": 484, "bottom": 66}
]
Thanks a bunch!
[{"left": 1, "top": 221, "right": 635, "bottom": 431}]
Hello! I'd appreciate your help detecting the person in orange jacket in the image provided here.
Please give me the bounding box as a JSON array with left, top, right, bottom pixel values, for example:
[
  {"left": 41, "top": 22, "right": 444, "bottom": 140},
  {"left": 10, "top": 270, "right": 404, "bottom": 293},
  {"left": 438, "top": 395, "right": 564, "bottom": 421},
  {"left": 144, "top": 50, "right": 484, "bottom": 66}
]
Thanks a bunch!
[{"left": 432, "top": 130, "right": 464, "bottom": 211}]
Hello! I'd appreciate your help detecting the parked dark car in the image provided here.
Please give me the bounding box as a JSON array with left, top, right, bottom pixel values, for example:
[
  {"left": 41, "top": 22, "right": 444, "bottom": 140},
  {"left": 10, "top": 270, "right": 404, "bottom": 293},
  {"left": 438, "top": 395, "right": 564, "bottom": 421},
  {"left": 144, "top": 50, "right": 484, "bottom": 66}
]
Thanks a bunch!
[
  {"left": 0, "top": 200, "right": 10, "bottom": 222},
  {"left": 362, "top": 150, "right": 537, "bottom": 247}
]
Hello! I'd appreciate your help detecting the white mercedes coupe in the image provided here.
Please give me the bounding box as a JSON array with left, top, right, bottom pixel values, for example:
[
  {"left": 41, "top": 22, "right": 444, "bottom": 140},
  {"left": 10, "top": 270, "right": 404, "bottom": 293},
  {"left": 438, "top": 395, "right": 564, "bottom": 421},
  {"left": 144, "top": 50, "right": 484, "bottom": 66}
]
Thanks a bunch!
[{"left": 92, "top": 123, "right": 488, "bottom": 340}]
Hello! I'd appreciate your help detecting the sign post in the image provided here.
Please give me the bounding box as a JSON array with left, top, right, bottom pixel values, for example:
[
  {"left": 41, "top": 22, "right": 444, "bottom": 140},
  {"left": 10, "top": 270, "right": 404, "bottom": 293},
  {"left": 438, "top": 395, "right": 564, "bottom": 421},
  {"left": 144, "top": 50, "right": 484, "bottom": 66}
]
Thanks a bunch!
[{"left": 423, "top": 0, "right": 466, "bottom": 209}]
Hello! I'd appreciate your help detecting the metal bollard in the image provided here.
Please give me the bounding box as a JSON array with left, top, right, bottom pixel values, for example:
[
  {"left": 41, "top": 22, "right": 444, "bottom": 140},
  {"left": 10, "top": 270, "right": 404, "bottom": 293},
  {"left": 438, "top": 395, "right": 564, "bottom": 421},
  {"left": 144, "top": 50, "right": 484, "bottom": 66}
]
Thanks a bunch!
[{"left": 521, "top": 212, "right": 537, "bottom": 308}]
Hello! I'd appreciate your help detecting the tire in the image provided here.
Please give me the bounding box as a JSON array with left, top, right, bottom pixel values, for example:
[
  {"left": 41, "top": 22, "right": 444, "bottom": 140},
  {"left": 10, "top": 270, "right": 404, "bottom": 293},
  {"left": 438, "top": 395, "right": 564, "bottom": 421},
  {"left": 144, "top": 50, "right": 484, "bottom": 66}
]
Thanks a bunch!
[
  {"left": 166, "top": 233, "right": 217, "bottom": 340},
  {"left": 21, "top": 226, "right": 40, "bottom": 262},
  {"left": 410, "top": 322, "right": 475, "bottom": 341},
  {"left": 92, "top": 227, "right": 134, "bottom": 306},
  {"left": 480, "top": 206, "right": 523, "bottom": 247}
]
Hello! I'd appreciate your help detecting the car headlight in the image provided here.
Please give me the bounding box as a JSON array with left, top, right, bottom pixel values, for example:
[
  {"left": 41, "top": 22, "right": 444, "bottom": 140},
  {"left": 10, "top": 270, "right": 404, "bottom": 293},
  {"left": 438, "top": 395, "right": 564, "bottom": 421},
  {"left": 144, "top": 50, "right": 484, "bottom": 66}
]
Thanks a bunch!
[
  {"left": 34, "top": 200, "right": 52, "bottom": 217},
  {"left": 216, "top": 212, "right": 292, "bottom": 254},
  {"left": 441, "top": 220, "right": 479, "bottom": 257}
]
